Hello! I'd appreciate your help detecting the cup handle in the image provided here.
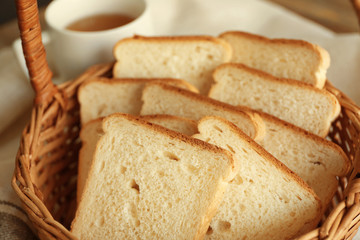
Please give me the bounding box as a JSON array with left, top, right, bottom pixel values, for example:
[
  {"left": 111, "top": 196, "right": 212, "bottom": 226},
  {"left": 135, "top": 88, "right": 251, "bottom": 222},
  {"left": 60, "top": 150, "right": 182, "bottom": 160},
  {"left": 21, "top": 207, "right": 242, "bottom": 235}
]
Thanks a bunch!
[{"left": 12, "top": 31, "right": 51, "bottom": 81}]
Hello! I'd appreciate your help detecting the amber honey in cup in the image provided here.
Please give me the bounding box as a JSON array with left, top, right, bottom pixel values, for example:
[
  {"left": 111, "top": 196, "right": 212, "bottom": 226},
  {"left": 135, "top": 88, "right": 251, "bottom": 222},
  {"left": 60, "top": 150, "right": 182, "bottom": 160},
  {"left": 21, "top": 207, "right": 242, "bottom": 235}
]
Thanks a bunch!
[{"left": 66, "top": 14, "right": 135, "bottom": 32}]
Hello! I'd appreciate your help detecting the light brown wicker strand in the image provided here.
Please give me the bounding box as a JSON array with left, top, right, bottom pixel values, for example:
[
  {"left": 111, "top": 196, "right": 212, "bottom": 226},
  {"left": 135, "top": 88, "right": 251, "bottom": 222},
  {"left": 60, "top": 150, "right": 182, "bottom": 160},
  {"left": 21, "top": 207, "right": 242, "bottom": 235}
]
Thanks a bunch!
[
  {"left": 352, "top": 0, "right": 360, "bottom": 26},
  {"left": 25, "top": 107, "right": 37, "bottom": 157},
  {"left": 44, "top": 218, "right": 76, "bottom": 240},
  {"left": 328, "top": 212, "right": 345, "bottom": 239},
  {"left": 326, "top": 82, "right": 360, "bottom": 119},
  {"left": 41, "top": 102, "right": 62, "bottom": 126},
  {"left": 12, "top": 110, "right": 76, "bottom": 239},
  {"left": 19, "top": 154, "right": 35, "bottom": 193},
  {"left": 345, "top": 215, "right": 360, "bottom": 239},
  {"left": 61, "top": 62, "right": 113, "bottom": 95},
  {"left": 337, "top": 204, "right": 360, "bottom": 238},
  {"left": 15, "top": 0, "right": 57, "bottom": 105},
  {"left": 350, "top": 143, "right": 360, "bottom": 182},
  {"left": 345, "top": 179, "right": 360, "bottom": 205},
  {"left": 12, "top": 64, "right": 112, "bottom": 239},
  {"left": 320, "top": 202, "right": 347, "bottom": 237},
  {"left": 30, "top": 105, "right": 44, "bottom": 162},
  {"left": 347, "top": 230, "right": 359, "bottom": 240}
]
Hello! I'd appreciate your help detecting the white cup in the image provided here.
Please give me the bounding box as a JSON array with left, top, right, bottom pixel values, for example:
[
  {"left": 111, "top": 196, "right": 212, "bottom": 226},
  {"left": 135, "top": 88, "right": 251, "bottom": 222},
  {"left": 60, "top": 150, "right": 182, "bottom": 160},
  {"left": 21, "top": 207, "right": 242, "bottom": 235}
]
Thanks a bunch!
[{"left": 14, "top": 0, "right": 153, "bottom": 82}]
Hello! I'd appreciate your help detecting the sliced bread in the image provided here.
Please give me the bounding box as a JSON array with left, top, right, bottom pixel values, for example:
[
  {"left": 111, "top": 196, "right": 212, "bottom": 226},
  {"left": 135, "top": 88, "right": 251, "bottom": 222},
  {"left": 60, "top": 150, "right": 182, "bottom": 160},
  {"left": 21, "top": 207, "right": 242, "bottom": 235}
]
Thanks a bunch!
[
  {"left": 210, "top": 63, "right": 340, "bottom": 137},
  {"left": 113, "top": 35, "right": 232, "bottom": 94},
  {"left": 78, "top": 77, "right": 198, "bottom": 124},
  {"left": 219, "top": 31, "right": 330, "bottom": 88},
  {"left": 77, "top": 115, "right": 198, "bottom": 203},
  {"left": 77, "top": 118, "right": 104, "bottom": 205},
  {"left": 72, "top": 113, "right": 237, "bottom": 240},
  {"left": 141, "top": 114, "right": 198, "bottom": 136},
  {"left": 252, "top": 111, "right": 350, "bottom": 212},
  {"left": 193, "top": 116, "right": 321, "bottom": 240},
  {"left": 140, "top": 82, "right": 265, "bottom": 140}
]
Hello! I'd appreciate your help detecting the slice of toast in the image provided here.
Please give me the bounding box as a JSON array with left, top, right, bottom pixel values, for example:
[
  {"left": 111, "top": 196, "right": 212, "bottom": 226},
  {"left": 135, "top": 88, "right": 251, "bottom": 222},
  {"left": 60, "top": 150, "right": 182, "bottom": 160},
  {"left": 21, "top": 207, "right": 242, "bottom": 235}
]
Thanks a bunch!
[
  {"left": 140, "top": 82, "right": 265, "bottom": 141},
  {"left": 113, "top": 35, "right": 232, "bottom": 94},
  {"left": 219, "top": 31, "right": 330, "bottom": 88},
  {"left": 72, "top": 114, "right": 237, "bottom": 240},
  {"left": 77, "top": 118, "right": 104, "bottom": 205},
  {"left": 78, "top": 77, "right": 198, "bottom": 124},
  {"left": 252, "top": 111, "right": 350, "bottom": 213},
  {"left": 210, "top": 63, "right": 340, "bottom": 137},
  {"left": 193, "top": 116, "right": 321, "bottom": 240},
  {"left": 77, "top": 115, "right": 198, "bottom": 203}
]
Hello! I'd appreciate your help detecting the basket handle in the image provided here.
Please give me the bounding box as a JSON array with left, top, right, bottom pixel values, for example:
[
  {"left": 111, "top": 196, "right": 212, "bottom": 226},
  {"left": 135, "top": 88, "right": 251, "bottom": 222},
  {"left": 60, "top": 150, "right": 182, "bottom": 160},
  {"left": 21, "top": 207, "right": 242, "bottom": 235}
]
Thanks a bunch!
[
  {"left": 352, "top": 0, "right": 360, "bottom": 26},
  {"left": 15, "top": 0, "right": 58, "bottom": 105}
]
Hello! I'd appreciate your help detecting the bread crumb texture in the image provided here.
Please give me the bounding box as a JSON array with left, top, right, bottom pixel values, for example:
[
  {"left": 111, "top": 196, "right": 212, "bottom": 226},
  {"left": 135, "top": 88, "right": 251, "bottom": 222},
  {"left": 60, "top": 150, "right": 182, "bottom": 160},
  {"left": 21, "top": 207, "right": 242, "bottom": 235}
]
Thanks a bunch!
[
  {"left": 195, "top": 116, "right": 321, "bottom": 240},
  {"left": 113, "top": 36, "right": 232, "bottom": 94},
  {"left": 72, "top": 114, "right": 234, "bottom": 240}
]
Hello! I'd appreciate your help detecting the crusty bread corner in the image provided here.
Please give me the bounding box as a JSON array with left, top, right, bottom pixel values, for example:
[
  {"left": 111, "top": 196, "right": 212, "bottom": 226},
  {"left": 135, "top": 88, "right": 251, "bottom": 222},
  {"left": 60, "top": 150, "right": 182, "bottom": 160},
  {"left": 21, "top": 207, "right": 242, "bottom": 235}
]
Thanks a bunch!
[
  {"left": 219, "top": 31, "right": 330, "bottom": 88},
  {"left": 72, "top": 113, "right": 239, "bottom": 239},
  {"left": 244, "top": 111, "right": 266, "bottom": 142}
]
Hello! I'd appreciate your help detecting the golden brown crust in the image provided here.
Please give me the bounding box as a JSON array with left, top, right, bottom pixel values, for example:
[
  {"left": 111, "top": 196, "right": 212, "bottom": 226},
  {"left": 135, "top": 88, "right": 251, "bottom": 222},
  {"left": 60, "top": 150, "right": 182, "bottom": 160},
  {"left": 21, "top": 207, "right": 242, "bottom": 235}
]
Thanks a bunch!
[
  {"left": 79, "top": 77, "right": 199, "bottom": 93},
  {"left": 113, "top": 34, "right": 233, "bottom": 62},
  {"left": 104, "top": 113, "right": 235, "bottom": 169},
  {"left": 141, "top": 114, "right": 198, "bottom": 127},
  {"left": 214, "top": 62, "right": 338, "bottom": 104},
  {"left": 116, "top": 34, "right": 230, "bottom": 47},
  {"left": 132, "top": 34, "right": 225, "bottom": 42},
  {"left": 198, "top": 116, "right": 322, "bottom": 212},
  {"left": 246, "top": 109, "right": 351, "bottom": 176},
  {"left": 219, "top": 30, "right": 324, "bottom": 55},
  {"left": 144, "top": 82, "right": 263, "bottom": 140},
  {"left": 213, "top": 62, "right": 341, "bottom": 136},
  {"left": 243, "top": 111, "right": 266, "bottom": 142}
]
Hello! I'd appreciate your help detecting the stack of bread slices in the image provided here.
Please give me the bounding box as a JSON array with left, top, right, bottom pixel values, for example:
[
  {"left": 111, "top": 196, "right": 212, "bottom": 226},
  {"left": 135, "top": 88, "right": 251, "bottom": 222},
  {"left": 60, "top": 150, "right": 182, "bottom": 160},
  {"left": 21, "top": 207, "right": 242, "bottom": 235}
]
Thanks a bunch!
[{"left": 71, "top": 32, "right": 350, "bottom": 240}]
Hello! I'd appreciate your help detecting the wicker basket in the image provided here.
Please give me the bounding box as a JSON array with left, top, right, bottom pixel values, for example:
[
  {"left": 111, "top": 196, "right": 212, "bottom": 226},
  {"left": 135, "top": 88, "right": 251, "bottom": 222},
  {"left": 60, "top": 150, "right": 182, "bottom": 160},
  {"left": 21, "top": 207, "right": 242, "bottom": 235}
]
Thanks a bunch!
[{"left": 11, "top": 0, "right": 360, "bottom": 239}]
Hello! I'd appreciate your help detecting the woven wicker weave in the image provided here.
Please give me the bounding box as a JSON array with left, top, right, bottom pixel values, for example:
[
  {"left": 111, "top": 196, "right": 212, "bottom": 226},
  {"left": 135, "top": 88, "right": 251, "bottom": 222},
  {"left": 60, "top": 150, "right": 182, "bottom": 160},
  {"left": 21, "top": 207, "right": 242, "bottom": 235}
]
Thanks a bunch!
[{"left": 11, "top": 0, "right": 360, "bottom": 239}]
